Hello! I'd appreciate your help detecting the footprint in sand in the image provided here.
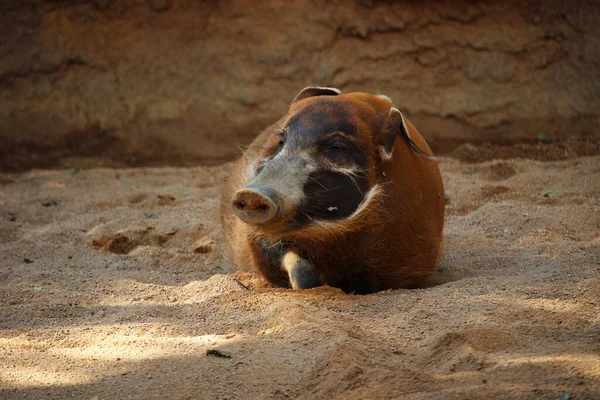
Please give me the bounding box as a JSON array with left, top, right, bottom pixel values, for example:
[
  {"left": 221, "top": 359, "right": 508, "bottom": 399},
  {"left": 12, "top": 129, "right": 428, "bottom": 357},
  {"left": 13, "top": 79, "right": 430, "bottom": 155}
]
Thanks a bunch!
[{"left": 91, "top": 227, "right": 214, "bottom": 255}]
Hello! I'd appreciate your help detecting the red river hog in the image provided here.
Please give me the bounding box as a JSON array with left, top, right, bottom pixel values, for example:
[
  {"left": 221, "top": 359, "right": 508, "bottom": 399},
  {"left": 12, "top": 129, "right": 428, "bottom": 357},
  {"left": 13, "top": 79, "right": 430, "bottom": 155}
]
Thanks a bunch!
[{"left": 220, "top": 87, "right": 445, "bottom": 294}]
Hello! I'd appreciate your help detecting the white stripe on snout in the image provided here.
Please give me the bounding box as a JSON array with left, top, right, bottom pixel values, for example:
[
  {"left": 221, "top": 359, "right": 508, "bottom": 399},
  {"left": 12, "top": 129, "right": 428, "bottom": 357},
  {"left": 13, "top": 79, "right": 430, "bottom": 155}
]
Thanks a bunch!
[
  {"left": 248, "top": 150, "right": 317, "bottom": 210},
  {"left": 271, "top": 146, "right": 289, "bottom": 163},
  {"left": 245, "top": 146, "right": 289, "bottom": 182},
  {"left": 245, "top": 157, "right": 257, "bottom": 181}
]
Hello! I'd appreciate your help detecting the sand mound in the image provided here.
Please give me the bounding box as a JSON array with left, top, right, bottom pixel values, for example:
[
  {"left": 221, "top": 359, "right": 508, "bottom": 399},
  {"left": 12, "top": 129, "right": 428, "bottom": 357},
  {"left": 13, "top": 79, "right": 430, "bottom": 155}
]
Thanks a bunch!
[{"left": 1, "top": 156, "right": 599, "bottom": 399}]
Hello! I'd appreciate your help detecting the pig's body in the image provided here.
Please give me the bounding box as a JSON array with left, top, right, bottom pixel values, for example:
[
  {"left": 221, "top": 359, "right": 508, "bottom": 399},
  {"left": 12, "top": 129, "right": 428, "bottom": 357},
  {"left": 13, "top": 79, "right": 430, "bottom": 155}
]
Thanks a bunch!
[{"left": 221, "top": 88, "right": 445, "bottom": 294}]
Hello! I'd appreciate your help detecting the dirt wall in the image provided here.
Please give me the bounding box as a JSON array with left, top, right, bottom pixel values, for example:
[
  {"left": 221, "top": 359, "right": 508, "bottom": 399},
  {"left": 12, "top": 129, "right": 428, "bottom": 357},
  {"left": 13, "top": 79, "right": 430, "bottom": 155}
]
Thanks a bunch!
[{"left": 1, "top": 0, "right": 599, "bottom": 169}]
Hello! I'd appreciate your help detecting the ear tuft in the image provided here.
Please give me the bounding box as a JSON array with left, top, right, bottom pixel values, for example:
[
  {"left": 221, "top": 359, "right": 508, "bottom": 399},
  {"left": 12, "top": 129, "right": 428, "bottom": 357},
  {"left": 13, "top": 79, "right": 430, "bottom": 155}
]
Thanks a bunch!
[
  {"left": 376, "top": 94, "right": 393, "bottom": 103},
  {"left": 292, "top": 86, "right": 341, "bottom": 103},
  {"left": 380, "top": 107, "right": 436, "bottom": 161},
  {"left": 379, "top": 107, "right": 403, "bottom": 156}
]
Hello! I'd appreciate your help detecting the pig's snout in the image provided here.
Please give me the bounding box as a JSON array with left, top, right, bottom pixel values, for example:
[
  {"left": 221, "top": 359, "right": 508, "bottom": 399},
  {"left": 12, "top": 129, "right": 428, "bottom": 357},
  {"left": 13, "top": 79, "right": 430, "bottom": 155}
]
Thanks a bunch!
[{"left": 232, "top": 185, "right": 281, "bottom": 225}]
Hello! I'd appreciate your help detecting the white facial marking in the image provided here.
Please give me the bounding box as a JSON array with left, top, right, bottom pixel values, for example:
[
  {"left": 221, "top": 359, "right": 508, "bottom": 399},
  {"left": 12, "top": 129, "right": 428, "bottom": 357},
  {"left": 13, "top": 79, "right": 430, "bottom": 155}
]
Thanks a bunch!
[
  {"left": 270, "top": 146, "right": 288, "bottom": 162},
  {"left": 313, "top": 184, "right": 382, "bottom": 230},
  {"left": 350, "top": 184, "right": 381, "bottom": 219},
  {"left": 329, "top": 165, "right": 367, "bottom": 195},
  {"left": 327, "top": 206, "right": 338, "bottom": 212},
  {"left": 330, "top": 166, "right": 357, "bottom": 175},
  {"left": 379, "top": 146, "right": 393, "bottom": 162},
  {"left": 245, "top": 157, "right": 258, "bottom": 181},
  {"left": 248, "top": 150, "right": 317, "bottom": 210}
]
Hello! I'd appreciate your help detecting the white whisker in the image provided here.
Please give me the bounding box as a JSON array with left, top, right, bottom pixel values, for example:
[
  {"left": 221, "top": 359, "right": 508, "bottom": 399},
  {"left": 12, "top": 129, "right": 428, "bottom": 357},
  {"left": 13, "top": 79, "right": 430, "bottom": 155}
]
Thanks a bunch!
[{"left": 330, "top": 166, "right": 369, "bottom": 195}]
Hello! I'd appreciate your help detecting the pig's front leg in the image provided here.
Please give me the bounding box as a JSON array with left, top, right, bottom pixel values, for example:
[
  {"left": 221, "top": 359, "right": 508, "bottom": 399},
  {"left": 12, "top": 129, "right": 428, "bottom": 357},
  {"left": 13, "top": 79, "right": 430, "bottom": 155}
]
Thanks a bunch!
[{"left": 282, "top": 250, "right": 323, "bottom": 289}]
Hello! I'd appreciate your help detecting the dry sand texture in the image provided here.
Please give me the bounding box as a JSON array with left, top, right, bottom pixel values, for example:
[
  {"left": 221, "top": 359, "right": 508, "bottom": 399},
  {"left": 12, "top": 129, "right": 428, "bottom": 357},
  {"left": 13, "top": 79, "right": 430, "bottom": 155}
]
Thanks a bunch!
[{"left": 1, "top": 153, "right": 599, "bottom": 399}]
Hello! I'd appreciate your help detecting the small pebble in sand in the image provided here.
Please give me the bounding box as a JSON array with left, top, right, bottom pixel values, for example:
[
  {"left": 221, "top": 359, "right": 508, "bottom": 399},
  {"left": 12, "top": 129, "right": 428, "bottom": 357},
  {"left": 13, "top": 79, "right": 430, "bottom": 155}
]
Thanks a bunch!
[{"left": 206, "top": 349, "right": 232, "bottom": 358}]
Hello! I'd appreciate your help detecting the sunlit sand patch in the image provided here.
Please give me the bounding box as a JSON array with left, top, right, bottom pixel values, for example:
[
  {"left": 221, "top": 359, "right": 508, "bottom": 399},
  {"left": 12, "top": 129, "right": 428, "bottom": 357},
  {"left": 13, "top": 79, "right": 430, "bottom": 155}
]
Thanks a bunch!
[{"left": 0, "top": 333, "right": 240, "bottom": 389}]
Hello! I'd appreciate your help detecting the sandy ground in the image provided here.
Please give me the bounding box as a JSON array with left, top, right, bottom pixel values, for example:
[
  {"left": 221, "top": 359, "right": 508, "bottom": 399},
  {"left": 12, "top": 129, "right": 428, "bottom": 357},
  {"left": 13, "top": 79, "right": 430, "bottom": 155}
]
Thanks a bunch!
[{"left": 1, "top": 155, "right": 599, "bottom": 399}]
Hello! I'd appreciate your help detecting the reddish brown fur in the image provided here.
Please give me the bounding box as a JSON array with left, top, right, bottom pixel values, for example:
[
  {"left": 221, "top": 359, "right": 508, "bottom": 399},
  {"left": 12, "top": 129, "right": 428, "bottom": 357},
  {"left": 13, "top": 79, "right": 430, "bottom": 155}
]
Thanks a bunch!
[{"left": 221, "top": 90, "right": 445, "bottom": 293}]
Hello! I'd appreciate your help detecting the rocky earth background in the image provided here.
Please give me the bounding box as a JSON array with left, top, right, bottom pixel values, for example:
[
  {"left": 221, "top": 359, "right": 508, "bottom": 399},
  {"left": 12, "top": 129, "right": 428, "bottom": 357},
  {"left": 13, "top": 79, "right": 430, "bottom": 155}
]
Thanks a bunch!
[{"left": 2, "top": 0, "right": 600, "bottom": 170}]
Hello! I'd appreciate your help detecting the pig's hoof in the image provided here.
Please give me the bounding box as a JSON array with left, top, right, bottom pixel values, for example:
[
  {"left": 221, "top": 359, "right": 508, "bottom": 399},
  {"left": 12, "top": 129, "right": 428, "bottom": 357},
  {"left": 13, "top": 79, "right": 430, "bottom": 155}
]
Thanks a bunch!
[{"left": 282, "top": 251, "right": 323, "bottom": 289}]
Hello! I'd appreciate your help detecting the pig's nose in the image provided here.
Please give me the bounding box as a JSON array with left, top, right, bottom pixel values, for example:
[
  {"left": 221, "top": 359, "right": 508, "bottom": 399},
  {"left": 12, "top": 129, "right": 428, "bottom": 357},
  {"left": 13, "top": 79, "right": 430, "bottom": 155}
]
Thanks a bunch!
[{"left": 232, "top": 185, "right": 280, "bottom": 225}]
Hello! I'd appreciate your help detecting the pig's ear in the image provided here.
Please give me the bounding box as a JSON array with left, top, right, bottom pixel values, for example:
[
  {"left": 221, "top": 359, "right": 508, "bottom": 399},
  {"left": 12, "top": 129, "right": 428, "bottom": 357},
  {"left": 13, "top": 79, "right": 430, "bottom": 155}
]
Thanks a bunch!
[
  {"left": 292, "top": 86, "right": 341, "bottom": 103},
  {"left": 379, "top": 107, "right": 435, "bottom": 161}
]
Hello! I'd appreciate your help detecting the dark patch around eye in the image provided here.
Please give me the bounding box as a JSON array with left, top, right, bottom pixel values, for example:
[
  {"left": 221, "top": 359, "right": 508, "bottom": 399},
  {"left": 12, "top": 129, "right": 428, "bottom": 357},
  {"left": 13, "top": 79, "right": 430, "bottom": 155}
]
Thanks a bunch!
[
  {"left": 274, "top": 129, "right": 286, "bottom": 148},
  {"left": 288, "top": 110, "right": 358, "bottom": 139},
  {"left": 273, "top": 137, "right": 285, "bottom": 154},
  {"left": 319, "top": 137, "right": 351, "bottom": 153},
  {"left": 319, "top": 138, "right": 369, "bottom": 171},
  {"left": 289, "top": 170, "right": 369, "bottom": 227},
  {"left": 329, "top": 141, "right": 349, "bottom": 150}
]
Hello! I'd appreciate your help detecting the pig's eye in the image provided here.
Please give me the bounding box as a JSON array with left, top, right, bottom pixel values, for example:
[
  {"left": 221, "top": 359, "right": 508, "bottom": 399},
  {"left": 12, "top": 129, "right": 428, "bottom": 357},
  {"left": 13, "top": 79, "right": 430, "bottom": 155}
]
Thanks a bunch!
[
  {"left": 274, "top": 129, "right": 286, "bottom": 147},
  {"left": 328, "top": 141, "right": 348, "bottom": 151},
  {"left": 321, "top": 138, "right": 350, "bottom": 153},
  {"left": 272, "top": 130, "right": 286, "bottom": 152},
  {"left": 275, "top": 137, "right": 285, "bottom": 152}
]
